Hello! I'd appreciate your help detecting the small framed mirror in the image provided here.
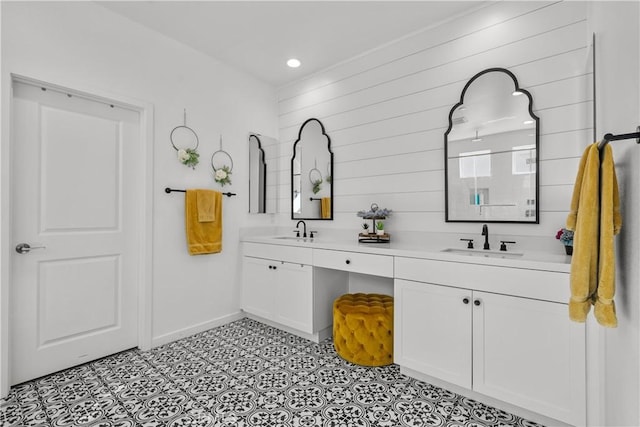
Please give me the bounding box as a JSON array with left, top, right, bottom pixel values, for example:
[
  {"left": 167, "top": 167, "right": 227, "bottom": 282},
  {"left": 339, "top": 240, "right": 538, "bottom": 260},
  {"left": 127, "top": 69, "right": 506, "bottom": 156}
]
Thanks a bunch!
[
  {"left": 248, "top": 134, "right": 266, "bottom": 213},
  {"left": 291, "top": 118, "right": 333, "bottom": 220},
  {"left": 445, "top": 68, "right": 539, "bottom": 223},
  {"left": 248, "top": 133, "right": 277, "bottom": 214}
]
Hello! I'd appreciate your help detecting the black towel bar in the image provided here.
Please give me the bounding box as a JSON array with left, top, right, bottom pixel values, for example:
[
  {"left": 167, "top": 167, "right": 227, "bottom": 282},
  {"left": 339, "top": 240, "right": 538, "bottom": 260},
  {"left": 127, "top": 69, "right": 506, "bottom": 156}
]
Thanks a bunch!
[
  {"left": 165, "top": 187, "right": 236, "bottom": 197},
  {"left": 597, "top": 126, "right": 640, "bottom": 150}
]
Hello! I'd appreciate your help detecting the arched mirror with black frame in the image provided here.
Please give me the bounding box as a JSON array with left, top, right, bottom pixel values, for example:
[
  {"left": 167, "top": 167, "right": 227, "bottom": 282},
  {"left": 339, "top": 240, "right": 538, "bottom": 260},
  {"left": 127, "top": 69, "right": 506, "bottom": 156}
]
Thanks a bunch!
[
  {"left": 444, "top": 68, "right": 539, "bottom": 223},
  {"left": 248, "top": 134, "right": 267, "bottom": 214},
  {"left": 291, "top": 118, "right": 333, "bottom": 220}
]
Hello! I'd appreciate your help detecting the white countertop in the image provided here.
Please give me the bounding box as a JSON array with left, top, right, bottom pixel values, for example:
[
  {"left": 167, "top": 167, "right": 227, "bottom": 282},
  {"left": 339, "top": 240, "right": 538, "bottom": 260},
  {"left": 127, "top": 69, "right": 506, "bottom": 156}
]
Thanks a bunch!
[{"left": 242, "top": 234, "right": 572, "bottom": 273}]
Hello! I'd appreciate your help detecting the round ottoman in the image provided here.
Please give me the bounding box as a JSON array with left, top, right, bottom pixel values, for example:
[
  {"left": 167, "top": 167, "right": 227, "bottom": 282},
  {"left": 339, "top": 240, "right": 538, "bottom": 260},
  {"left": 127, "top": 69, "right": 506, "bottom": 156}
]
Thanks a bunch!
[{"left": 332, "top": 293, "right": 394, "bottom": 366}]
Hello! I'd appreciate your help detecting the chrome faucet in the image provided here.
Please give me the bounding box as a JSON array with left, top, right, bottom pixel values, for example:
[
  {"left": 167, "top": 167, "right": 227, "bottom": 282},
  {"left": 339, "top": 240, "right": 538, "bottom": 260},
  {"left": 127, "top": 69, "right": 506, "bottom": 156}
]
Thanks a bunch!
[
  {"left": 295, "top": 220, "right": 307, "bottom": 238},
  {"left": 481, "top": 224, "right": 490, "bottom": 250}
]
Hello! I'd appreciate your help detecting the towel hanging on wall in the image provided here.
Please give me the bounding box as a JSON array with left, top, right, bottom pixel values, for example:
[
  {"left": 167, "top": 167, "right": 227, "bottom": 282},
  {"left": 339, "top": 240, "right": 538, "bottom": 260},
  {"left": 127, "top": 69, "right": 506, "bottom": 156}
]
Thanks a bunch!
[
  {"left": 566, "top": 142, "right": 621, "bottom": 327},
  {"left": 594, "top": 143, "right": 621, "bottom": 327},
  {"left": 566, "top": 143, "right": 600, "bottom": 324},
  {"left": 185, "top": 189, "right": 223, "bottom": 255}
]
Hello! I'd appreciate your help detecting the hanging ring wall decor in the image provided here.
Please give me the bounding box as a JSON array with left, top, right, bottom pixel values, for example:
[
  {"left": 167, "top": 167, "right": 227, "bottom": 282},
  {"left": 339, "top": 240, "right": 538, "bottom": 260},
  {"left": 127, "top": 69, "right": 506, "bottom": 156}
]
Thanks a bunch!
[
  {"left": 309, "top": 159, "right": 323, "bottom": 194},
  {"left": 211, "top": 135, "right": 233, "bottom": 186},
  {"left": 171, "top": 109, "right": 200, "bottom": 169}
]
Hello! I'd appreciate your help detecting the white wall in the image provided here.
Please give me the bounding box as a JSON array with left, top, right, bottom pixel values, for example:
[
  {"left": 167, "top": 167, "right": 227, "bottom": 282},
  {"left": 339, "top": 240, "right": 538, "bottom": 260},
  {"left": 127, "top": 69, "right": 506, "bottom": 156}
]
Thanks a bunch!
[
  {"left": 0, "top": 0, "right": 278, "bottom": 391},
  {"left": 273, "top": 1, "right": 638, "bottom": 425},
  {"left": 589, "top": 3, "right": 640, "bottom": 426},
  {"left": 275, "top": 1, "right": 589, "bottom": 242}
]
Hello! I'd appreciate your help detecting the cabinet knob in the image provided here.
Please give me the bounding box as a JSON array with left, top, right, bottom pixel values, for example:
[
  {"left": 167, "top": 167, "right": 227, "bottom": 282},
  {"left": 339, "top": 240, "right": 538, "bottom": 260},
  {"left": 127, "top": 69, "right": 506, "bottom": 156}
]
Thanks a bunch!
[
  {"left": 345, "top": 259, "right": 351, "bottom": 265},
  {"left": 463, "top": 298, "right": 470, "bottom": 304},
  {"left": 474, "top": 299, "right": 481, "bottom": 306},
  {"left": 268, "top": 265, "right": 273, "bottom": 269},
  {"left": 273, "top": 266, "right": 277, "bottom": 270}
]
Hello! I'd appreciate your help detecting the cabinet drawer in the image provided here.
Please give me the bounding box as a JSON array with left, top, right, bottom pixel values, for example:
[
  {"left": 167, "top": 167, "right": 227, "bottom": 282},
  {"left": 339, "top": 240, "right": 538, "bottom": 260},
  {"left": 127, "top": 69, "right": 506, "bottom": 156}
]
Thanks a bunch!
[
  {"left": 394, "top": 256, "right": 569, "bottom": 303},
  {"left": 244, "top": 242, "right": 312, "bottom": 265},
  {"left": 313, "top": 249, "right": 393, "bottom": 277}
]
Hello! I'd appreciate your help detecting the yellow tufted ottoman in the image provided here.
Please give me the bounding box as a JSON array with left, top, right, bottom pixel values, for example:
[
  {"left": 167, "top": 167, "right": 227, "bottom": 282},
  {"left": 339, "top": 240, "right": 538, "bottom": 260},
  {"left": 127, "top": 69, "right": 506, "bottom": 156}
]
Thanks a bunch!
[{"left": 332, "top": 293, "right": 394, "bottom": 366}]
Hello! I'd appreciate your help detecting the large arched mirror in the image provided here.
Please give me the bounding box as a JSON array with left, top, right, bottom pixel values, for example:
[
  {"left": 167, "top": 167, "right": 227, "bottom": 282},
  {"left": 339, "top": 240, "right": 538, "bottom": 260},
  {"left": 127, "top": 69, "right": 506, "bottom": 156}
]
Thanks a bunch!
[
  {"left": 291, "top": 118, "right": 333, "bottom": 220},
  {"left": 445, "top": 68, "right": 539, "bottom": 223}
]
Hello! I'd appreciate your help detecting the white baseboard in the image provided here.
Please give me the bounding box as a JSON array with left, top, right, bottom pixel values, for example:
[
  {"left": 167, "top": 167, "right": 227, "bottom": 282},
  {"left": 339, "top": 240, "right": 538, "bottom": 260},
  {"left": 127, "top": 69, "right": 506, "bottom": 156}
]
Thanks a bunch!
[
  {"left": 151, "top": 311, "right": 245, "bottom": 348},
  {"left": 243, "top": 312, "right": 331, "bottom": 344},
  {"left": 400, "top": 366, "right": 570, "bottom": 427}
]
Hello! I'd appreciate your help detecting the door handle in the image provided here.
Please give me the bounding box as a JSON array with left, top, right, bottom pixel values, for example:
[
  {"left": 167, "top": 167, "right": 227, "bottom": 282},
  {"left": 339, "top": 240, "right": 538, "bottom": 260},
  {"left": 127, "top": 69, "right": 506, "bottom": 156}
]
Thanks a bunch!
[{"left": 15, "top": 243, "right": 46, "bottom": 254}]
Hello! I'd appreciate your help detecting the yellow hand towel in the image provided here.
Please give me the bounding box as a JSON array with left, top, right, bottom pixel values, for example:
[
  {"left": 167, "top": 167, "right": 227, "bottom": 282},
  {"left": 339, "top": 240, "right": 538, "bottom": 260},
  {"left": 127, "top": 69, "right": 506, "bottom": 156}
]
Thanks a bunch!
[
  {"left": 196, "top": 189, "right": 216, "bottom": 222},
  {"left": 567, "top": 143, "right": 600, "bottom": 322},
  {"left": 594, "top": 144, "right": 621, "bottom": 328},
  {"left": 321, "top": 197, "right": 331, "bottom": 219},
  {"left": 186, "top": 189, "right": 222, "bottom": 255}
]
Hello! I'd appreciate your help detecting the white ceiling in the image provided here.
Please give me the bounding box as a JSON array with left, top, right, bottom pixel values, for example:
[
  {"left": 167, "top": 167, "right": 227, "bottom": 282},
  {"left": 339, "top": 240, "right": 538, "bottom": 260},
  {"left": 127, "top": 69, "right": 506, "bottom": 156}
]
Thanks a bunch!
[{"left": 98, "top": 1, "right": 485, "bottom": 88}]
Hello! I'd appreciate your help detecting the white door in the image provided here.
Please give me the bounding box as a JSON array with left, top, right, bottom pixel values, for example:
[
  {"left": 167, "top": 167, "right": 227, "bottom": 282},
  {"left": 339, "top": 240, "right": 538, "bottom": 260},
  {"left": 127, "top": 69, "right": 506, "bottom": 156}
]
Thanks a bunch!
[
  {"left": 241, "top": 256, "right": 275, "bottom": 320},
  {"left": 10, "top": 81, "right": 140, "bottom": 385},
  {"left": 394, "top": 279, "right": 472, "bottom": 388},
  {"left": 274, "top": 262, "right": 313, "bottom": 333},
  {"left": 472, "top": 291, "right": 586, "bottom": 425}
]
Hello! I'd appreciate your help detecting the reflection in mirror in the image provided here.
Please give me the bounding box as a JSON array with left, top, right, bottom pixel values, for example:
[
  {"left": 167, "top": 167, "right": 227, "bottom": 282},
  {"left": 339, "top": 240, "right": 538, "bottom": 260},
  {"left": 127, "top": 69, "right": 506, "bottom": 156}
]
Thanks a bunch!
[
  {"left": 445, "top": 68, "right": 539, "bottom": 223},
  {"left": 291, "top": 118, "right": 333, "bottom": 220},
  {"left": 248, "top": 133, "right": 277, "bottom": 214}
]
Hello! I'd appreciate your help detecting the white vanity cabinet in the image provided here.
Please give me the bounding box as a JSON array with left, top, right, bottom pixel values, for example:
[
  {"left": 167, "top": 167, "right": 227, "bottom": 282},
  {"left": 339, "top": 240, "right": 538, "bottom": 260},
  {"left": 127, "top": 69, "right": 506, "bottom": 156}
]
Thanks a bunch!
[
  {"left": 242, "top": 256, "right": 283, "bottom": 320},
  {"left": 471, "top": 290, "right": 585, "bottom": 425},
  {"left": 241, "top": 242, "right": 346, "bottom": 341},
  {"left": 395, "top": 279, "right": 472, "bottom": 388},
  {"left": 394, "top": 256, "right": 586, "bottom": 426},
  {"left": 242, "top": 243, "right": 313, "bottom": 333}
]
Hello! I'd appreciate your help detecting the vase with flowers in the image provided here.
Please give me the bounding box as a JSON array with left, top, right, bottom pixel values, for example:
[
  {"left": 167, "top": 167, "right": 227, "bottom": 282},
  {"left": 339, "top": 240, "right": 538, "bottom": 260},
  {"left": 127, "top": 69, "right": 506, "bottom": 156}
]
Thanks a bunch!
[{"left": 556, "top": 228, "right": 574, "bottom": 255}]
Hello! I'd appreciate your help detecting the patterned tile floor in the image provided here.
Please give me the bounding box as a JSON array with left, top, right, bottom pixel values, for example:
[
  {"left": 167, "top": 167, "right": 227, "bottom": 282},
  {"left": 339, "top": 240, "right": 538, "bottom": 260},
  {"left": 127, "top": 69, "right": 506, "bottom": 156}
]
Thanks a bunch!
[{"left": 0, "top": 318, "right": 544, "bottom": 426}]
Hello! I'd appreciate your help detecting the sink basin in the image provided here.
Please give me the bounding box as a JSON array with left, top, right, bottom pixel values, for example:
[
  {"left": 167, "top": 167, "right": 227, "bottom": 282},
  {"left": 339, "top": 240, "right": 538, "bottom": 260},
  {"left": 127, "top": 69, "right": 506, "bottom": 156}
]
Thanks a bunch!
[
  {"left": 441, "top": 248, "right": 523, "bottom": 259},
  {"left": 272, "top": 236, "right": 313, "bottom": 242}
]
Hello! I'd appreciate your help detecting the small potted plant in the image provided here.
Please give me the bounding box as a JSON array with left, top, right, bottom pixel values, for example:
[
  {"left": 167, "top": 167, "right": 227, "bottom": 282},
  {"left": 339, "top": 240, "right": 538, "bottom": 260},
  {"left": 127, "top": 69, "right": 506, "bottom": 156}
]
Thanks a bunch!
[
  {"left": 361, "top": 223, "right": 370, "bottom": 235},
  {"left": 556, "top": 228, "right": 574, "bottom": 255},
  {"left": 375, "top": 220, "right": 385, "bottom": 236}
]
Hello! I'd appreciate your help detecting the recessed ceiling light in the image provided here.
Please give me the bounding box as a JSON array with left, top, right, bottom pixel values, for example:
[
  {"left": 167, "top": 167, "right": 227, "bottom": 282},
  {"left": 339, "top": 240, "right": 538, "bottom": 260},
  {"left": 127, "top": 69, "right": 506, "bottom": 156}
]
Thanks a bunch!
[{"left": 287, "top": 58, "right": 301, "bottom": 68}]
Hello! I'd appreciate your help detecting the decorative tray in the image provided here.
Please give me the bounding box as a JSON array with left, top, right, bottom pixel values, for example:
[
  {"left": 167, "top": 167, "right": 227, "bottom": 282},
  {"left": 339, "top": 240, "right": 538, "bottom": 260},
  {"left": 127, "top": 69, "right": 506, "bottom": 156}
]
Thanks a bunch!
[{"left": 358, "top": 233, "right": 391, "bottom": 244}]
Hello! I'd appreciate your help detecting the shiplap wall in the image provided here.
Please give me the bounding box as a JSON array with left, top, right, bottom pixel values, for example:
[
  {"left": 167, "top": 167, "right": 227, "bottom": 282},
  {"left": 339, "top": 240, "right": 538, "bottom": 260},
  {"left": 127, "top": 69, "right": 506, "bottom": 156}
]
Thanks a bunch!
[{"left": 275, "top": 1, "right": 591, "bottom": 237}]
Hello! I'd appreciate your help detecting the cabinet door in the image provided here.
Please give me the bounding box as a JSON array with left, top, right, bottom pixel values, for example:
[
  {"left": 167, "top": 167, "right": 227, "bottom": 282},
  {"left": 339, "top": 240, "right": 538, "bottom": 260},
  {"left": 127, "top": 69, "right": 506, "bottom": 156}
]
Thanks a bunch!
[
  {"left": 394, "top": 279, "right": 472, "bottom": 388},
  {"left": 274, "top": 262, "right": 313, "bottom": 333},
  {"left": 241, "top": 256, "right": 275, "bottom": 320},
  {"left": 472, "top": 291, "right": 586, "bottom": 426}
]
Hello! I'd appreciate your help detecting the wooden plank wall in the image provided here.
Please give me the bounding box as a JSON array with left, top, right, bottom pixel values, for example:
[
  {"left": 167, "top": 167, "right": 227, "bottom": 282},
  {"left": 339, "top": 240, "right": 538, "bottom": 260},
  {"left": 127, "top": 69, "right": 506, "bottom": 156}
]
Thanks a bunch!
[{"left": 276, "top": 1, "right": 590, "bottom": 236}]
